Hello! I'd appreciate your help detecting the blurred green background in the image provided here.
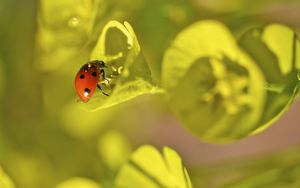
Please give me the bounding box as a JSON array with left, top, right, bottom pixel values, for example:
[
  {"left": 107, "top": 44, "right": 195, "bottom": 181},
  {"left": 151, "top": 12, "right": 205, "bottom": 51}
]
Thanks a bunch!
[{"left": 0, "top": 0, "right": 300, "bottom": 187}]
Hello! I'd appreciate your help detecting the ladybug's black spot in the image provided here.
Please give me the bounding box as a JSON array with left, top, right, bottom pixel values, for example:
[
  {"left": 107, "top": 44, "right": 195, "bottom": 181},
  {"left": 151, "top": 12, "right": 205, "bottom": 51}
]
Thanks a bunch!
[
  {"left": 84, "top": 88, "right": 91, "bottom": 94},
  {"left": 92, "top": 72, "right": 97, "bottom": 77},
  {"left": 84, "top": 88, "right": 91, "bottom": 97},
  {"left": 80, "top": 74, "right": 85, "bottom": 79}
]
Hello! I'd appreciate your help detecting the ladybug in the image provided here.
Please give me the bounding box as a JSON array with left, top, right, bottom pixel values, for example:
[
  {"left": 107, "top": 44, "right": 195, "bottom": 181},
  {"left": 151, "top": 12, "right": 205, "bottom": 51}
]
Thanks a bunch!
[{"left": 74, "top": 60, "right": 109, "bottom": 103}]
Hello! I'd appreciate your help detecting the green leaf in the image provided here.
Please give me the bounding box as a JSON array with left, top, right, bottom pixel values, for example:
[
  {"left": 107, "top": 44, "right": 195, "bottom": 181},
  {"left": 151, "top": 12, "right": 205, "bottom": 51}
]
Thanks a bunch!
[
  {"left": 162, "top": 20, "right": 266, "bottom": 143},
  {"left": 55, "top": 177, "right": 102, "bottom": 188},
  {"left": 115, "top": 145, "right": 193, "bottom": 188},
  {"left": 81, "top": 21, "right": 162, "bottom": 111},
  {"left": 239, "top": 24, "right": 300, "bottom": 134},
  {"left": 0, "top": 167, "right": 15, "bottom": 188}
]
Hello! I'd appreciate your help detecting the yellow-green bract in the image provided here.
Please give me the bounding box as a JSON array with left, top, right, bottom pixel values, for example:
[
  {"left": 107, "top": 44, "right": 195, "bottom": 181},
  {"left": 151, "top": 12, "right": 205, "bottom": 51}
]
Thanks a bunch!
[
  {"left": 239, "top": 24, "right": 300, "bottom": 134},
  {"left": 162, "top": 20, "right": 266, "bottom": 143},
  {"left": 81, "top": 21, "right": 162, "bottom": 111},
  {"left": 162, "top": 20, "right": 300, "bottom": 143},
  {"left": 115, "top": 145, "right": 193, "bottom": 188}
]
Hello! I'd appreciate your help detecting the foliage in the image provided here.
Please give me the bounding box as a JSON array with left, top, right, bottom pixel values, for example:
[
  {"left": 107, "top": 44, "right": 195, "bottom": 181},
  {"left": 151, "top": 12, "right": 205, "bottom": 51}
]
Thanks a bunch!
[
  {"left": 1, "top": 0, "right": 300, "bottom": 188},
  {"left": 162, "top": 21, "right": 300, "bottom": 143},
  {"left": 83, "top": 20, "right": 162, "bottom": 111},
  {"left": 115, "top": 145, "right": 192, "bottom": 188},
  {"left": 162, "top": 20, "right": 266, "bottom": 143},
  {"left": 239, "top": 24, "right": 300, "bottom": 133}
]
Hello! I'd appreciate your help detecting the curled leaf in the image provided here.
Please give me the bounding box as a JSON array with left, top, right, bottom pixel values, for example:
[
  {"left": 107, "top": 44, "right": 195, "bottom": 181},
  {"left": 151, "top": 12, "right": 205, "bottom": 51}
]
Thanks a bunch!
[
  {"left": 82, "top": 21, "right": 162, "bottom": 111},
  {"left": 239, "top": 24, "right": 300, "bottom": 134},
  {"left": 162, "top": 20, "right": 266, "bottom": 143},
  {"left": 115, "top": 145, "right": 193, "bottom": 188}
]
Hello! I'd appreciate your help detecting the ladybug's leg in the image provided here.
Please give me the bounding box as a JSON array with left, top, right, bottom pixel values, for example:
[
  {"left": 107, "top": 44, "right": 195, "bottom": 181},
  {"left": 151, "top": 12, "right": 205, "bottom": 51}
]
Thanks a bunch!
[
  {"left": 99, "top": 69, "right": 110, "bottom": 96},
  {"left": 97, "top": 84, "right": 109, "bottom": 96},
  {"left": 100, "top": 69, "right": 109, "bottom": 82}
]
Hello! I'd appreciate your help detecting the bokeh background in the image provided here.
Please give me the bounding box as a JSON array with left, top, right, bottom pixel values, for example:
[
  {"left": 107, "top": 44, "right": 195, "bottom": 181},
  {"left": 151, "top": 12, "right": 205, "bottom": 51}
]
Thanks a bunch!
[{"left": 0, "top": 0, "right": 299, "bottom": 187}]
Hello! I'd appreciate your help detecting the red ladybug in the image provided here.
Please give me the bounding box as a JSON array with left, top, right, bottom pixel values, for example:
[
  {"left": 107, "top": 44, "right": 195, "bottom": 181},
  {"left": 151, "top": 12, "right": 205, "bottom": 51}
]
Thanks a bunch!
[{"left": 74, "top": 60, "right": 108, "bottom": 103}]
